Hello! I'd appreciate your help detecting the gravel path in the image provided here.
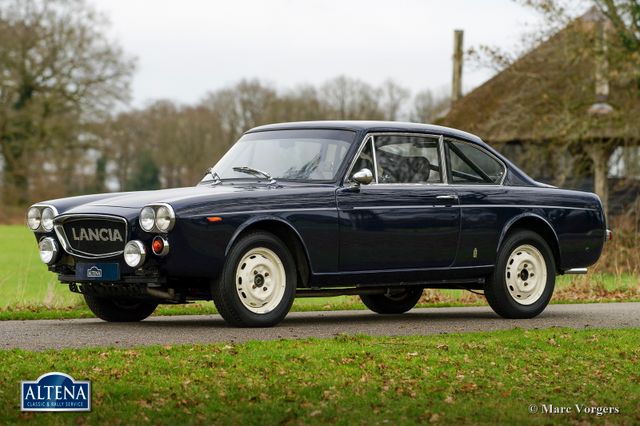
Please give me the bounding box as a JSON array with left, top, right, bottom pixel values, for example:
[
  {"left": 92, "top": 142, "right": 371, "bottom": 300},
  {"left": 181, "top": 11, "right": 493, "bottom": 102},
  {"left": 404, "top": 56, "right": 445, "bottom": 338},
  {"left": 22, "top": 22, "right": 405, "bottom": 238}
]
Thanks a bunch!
[{"left": 2, "top": 302, "right": 639, "bottom": 351}]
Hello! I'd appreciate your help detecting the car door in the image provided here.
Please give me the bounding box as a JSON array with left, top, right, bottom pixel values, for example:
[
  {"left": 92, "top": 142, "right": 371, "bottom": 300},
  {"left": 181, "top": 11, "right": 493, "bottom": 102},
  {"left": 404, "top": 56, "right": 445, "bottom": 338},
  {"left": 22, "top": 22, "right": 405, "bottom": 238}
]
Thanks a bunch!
[
  {"left": 336, "top": 133, "right": 460, "bottom": 272},
  {"left": 444, "top": 137, "right": 508, "bottom": 268}
]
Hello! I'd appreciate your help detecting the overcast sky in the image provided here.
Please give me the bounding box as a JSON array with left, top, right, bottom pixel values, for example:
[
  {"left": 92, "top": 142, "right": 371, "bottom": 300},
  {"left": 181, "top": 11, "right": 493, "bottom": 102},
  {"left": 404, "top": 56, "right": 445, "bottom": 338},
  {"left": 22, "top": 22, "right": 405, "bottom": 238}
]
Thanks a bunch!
[{"left": 92, "top": 0, "right": 542, "bottom": 107}]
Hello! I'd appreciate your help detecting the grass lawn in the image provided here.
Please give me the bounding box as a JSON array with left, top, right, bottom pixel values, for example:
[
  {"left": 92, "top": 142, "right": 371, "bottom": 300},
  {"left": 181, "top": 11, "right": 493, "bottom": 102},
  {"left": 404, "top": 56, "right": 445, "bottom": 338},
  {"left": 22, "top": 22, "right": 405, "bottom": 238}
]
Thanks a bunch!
[
  {"left": 2, "top": 225, "right": 638, "bottom": 321},
  {"left": 1, "top": 328, "right": 638, "bottom": 425}
]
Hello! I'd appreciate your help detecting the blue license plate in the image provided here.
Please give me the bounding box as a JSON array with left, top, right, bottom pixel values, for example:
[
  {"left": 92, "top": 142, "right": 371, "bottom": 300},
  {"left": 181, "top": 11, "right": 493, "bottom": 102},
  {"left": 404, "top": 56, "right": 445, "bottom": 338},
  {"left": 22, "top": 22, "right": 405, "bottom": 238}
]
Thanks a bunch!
[{"left": 75, "top": 263, "right": 120, "bottom": 281}]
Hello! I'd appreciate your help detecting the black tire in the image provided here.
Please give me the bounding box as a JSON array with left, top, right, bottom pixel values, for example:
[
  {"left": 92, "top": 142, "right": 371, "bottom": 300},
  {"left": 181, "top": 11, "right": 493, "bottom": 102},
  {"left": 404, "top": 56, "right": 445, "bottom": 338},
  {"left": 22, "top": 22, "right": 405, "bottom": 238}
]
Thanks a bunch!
[
  {"left": 485, "top": 230, "right": 556, "bottom": 319},
  {"left": 212, "top": 231, "right": 296, "bottom": 327},
  {"left": 83, "top": 295, "right": 158, "bottom": 322},
  {"left": 360, "top": 287, "right": 423, "bottom": 314}
]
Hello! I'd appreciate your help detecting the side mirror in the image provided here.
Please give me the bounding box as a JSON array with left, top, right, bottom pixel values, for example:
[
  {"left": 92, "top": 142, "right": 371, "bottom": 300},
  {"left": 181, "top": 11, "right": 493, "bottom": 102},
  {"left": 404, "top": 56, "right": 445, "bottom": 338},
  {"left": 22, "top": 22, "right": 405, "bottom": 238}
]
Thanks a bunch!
[{"left": 352, "top": 168, "right": 373, "bottom": 185}]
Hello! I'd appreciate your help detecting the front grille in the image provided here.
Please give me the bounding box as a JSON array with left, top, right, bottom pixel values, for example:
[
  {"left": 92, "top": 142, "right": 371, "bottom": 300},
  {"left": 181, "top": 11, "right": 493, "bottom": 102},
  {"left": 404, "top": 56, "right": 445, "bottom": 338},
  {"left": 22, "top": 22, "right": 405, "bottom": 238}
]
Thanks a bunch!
[{"left": 55, "top": 216, "right": 128, "bottom": 258}]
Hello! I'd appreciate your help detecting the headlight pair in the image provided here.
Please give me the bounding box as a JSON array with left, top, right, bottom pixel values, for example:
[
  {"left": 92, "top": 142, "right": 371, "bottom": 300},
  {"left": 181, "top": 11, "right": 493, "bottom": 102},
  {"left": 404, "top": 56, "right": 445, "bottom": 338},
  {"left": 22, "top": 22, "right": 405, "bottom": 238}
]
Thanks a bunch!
[
  {"left": 27, "top": 205, "right": 58, "bottom": 232},
  {"left": 139, "top": 204, "right": 175, "bottom": 233}
]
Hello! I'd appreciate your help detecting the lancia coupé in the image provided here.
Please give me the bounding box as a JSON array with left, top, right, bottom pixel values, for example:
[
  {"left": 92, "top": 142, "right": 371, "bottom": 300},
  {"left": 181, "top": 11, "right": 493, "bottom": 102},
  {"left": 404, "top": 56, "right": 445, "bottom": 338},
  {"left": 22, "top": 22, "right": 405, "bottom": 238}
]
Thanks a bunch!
[{"left": 27, "top": 121, "right": 609, "bottom": 327}]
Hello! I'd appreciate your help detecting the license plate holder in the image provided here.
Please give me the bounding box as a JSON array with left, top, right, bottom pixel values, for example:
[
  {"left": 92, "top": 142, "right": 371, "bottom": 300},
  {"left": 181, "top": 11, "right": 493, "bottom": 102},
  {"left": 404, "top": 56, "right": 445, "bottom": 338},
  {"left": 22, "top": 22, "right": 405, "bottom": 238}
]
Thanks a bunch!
[{"left": 75, "top": 263, "right": 120, "bottom": 281}]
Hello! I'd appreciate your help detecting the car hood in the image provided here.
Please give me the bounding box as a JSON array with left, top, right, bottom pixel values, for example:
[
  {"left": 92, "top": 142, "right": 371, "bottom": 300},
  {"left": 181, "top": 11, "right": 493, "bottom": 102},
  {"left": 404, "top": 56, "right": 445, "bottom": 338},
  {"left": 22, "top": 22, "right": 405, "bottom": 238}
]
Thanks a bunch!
[{"left": 85, "top": 185, "right": 262, "bottom": 209}]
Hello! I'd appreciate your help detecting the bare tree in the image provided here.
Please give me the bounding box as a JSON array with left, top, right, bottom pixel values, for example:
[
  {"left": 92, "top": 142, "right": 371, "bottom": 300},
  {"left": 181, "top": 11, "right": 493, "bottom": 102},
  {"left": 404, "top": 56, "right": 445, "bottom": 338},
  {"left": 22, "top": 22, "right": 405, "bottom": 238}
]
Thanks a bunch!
[
  {"left": 0, "top": 0, "right": 134, "bottom": 205},
  {"left": 379, "top": 79, "right": 410, "bottom": 121},
  {"left": 320, "top": 76, "right": 384, "bottom": 120},
  {"left": 411, "top": 89, "right": 451, "bottom": 123}
]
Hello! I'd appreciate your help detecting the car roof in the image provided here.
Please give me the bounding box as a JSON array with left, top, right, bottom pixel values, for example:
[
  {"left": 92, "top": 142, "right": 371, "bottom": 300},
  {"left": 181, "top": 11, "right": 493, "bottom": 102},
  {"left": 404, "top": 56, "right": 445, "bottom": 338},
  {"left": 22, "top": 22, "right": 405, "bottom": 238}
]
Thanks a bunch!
[{"left": 246, "top": 120, "right": 483, "bottom": 143}]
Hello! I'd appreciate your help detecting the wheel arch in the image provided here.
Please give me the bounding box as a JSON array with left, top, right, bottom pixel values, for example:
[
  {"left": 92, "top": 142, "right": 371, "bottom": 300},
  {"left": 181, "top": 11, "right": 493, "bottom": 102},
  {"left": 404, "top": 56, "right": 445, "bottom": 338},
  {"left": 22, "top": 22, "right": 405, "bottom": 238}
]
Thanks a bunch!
[
  {"left": 498, "top": 213, "right": 562, "bottom": 271},
  {"left": 225, "top": 216, "right": 312, "bottom": 287}
]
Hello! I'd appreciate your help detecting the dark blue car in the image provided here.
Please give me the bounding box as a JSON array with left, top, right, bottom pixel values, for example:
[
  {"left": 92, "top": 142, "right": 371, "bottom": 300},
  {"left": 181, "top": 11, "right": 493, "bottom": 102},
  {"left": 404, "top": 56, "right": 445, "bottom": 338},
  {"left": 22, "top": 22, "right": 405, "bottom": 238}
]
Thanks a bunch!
[{"left": 27, "top": 121, "right": 609, "bottom": 327}]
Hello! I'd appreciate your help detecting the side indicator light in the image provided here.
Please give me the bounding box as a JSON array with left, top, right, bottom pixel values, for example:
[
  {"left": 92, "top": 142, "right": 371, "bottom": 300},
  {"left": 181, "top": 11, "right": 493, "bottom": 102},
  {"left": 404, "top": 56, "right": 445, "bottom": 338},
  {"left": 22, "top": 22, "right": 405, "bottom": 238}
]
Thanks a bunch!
[{"left": 207, "top": 217, "right": 223, "bottom": 223}]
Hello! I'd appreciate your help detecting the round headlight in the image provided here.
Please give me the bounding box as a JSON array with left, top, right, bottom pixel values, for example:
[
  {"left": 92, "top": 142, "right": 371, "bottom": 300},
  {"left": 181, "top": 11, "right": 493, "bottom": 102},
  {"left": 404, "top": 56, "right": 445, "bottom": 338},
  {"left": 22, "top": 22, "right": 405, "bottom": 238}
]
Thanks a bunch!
[
  {"left": 139, "top": 207, "right": 156, "bottom": 232},
  {"left": 155, "top": 205, "right": 174, "bottom": 232},
  {"left": 27, "top": 207, "right": 41, "bottom": 230},
  {"left": 41, "top": 207, "right": 56, "bottom": 232},
  {"left": 124, "top": 240, "right": 146, "bottom": 268},
  {"left": 38, "top": 237, "right": 59, "bottom": 265}
]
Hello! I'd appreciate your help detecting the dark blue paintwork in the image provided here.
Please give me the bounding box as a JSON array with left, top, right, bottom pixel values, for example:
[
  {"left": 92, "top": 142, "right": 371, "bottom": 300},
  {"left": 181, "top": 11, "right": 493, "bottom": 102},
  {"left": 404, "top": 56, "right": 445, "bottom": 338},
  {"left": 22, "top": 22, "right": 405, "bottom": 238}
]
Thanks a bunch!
[{"left": 31, "top": 121, "right": 606, "bottom": 294}]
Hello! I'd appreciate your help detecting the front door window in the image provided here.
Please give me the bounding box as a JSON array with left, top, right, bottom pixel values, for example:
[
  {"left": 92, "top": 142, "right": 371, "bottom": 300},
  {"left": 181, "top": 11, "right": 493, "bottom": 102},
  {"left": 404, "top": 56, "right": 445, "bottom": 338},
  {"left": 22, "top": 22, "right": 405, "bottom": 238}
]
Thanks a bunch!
[{"left": 373, "top": 135, "right": 443, "bottom": 184}]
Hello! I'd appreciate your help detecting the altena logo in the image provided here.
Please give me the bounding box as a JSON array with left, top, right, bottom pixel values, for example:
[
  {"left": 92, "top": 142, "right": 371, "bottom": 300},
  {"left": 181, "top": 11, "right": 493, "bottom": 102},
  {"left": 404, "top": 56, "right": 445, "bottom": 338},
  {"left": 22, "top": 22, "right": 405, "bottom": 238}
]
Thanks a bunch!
[
  {"left": 21, "top": 372, "right": 91, "bottom": 412},
  {"left": 71, "top": 227, "right": 123, "bottom": 242}
]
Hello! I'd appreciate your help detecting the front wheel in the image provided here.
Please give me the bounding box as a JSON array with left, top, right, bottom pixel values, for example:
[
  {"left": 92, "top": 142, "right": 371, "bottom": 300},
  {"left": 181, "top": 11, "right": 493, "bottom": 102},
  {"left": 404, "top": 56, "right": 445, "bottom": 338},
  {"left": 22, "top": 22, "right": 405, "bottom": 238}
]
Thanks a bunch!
[
  {"left": 212, "top": 231, "right": 296, "bottom": 327},
  {"left": 83, "top": 295, "right": 158, "bottom": 322},
  {"left": 485, "top": 230, "right": 556, "bottom": 319},
  {"left": 360, "top": 287, "right": 423, "bottom": 314}
]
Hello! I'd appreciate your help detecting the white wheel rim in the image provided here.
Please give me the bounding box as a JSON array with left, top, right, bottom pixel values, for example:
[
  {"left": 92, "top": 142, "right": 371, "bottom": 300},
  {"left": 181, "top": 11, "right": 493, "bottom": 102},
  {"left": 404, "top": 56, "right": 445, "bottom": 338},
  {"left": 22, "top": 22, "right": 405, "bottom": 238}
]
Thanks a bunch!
[
  {"left": 505, "top": 244, "right": 547, "bottom": 305},
  {"left": 235, "top": 247, "right": 287, "bottom": 314}
]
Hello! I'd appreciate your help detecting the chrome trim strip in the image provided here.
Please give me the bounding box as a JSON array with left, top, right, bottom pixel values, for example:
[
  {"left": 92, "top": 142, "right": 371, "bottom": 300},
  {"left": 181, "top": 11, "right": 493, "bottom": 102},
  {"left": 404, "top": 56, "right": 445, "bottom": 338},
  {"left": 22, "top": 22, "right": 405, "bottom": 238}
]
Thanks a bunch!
[
  {"left": 315, "top": 264, "right": 495, "bottom": 276},
  {"left": 438, "top": 135, "right": 448, "bottom": 184},
  {"left": 371, "top": 136, "right": 379, "bottom": 184},
  {"left": 564, "top": 268, "right": 588, "bottom": 274},
  {"left": 54, "top": 214, "right": 128, "bottom": 259},
  {"left": 352, "top": 205, "right": 441, "bottom": 210},
  {"left": 203, "top": 207, "right": 337, "bottom": 217},
  {"left": 369, "top": 182, "right": 450, "bottom": 187},
  {"left": 460, "top": 204, "right": 598, "bottom": 211},
  {"left": 205, "top": 204, "right": 595, "bottom": 216}
]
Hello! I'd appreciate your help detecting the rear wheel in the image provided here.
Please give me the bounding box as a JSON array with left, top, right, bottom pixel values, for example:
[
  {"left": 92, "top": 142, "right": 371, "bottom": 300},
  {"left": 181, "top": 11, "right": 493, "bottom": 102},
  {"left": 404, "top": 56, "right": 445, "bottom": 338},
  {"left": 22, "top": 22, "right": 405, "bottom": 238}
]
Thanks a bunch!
[
  {"left": 485, "top": 230, "right": 556, "bottom": 318},
  {"left": 360, "top": 287, "right": 423, "bottom": 314},
  {"left": 83, "top": 295, "right": 158, "bottom": 322},
  {"left": 212, "top": 231, "right": 296, "bottom": 327}
]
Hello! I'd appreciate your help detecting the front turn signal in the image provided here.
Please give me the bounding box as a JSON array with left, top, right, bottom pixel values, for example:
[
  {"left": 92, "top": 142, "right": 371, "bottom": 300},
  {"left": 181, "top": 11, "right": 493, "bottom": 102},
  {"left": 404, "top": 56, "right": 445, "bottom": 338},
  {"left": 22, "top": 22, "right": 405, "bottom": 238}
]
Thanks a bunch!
[{"left": 152, "top": 236, "right": 170, "bottom": 256}]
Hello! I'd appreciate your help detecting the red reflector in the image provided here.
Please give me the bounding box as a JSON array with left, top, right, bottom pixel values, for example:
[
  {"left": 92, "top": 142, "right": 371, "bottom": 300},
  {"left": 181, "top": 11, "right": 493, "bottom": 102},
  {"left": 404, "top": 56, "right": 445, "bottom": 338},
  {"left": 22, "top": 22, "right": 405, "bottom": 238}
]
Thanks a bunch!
[
  {"left": 207, "top": 216, "right": 222, "bottom": 223},
  {"left": 606, "top": 229, "right": 613, "bottom": 241},
  {"left": 152, "top": 238, "right": 164, "bottom": 254}
]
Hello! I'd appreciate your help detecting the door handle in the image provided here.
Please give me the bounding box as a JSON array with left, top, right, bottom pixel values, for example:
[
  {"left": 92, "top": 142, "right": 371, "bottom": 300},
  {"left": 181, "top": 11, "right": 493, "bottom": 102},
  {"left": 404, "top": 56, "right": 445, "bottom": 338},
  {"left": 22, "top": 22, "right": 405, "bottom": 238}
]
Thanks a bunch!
[{"left": 435, "top": 194, "right": 458, "bottom": 205}]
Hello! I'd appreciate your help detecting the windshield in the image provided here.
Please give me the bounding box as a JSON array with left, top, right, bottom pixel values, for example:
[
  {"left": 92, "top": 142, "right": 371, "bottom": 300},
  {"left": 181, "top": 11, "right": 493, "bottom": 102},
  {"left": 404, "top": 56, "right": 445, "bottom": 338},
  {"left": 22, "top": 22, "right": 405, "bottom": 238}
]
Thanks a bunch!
[{"left": 203, "top": 129, "right": 355, "bottom": 183}]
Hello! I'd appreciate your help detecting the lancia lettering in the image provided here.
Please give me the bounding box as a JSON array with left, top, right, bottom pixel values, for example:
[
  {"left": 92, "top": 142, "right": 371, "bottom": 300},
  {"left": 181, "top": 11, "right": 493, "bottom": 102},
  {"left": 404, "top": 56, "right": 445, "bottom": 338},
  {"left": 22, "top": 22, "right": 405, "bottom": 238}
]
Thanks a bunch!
[{"left": 71, "top": 227, "right": 123, "bottom": 242}]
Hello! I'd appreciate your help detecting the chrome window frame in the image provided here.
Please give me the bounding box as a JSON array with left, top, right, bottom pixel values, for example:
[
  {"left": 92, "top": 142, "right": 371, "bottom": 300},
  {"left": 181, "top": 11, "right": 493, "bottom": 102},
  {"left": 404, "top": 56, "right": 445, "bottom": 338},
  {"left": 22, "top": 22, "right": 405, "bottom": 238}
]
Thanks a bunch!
[
  {"left": 443, "top": 137, "right": 507, "bottom": 186},
  {"left": 54, "top": 214, "right": 129, "bottom": 259},
  {"left": 343, "top": 135, "right": 376, "bottom": 185},
  {"left": 343, "top": 132, "right": 449, "bottom": 186}
]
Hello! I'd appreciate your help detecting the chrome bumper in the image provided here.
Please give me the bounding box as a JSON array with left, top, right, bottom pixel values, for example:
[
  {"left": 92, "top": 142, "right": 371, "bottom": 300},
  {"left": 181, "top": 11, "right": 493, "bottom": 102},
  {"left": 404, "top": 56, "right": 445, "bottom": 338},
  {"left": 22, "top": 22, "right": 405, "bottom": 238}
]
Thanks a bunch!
[{"left": 564, "top": 268, "right": 588, "bottom": 275}]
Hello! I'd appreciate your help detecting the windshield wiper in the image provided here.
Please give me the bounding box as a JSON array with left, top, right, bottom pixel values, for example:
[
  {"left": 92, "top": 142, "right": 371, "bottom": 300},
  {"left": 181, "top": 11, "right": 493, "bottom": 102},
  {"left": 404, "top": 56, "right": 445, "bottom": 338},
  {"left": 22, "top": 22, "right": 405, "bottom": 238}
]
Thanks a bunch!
[
  {"left": 232, "top": 166, "right": 276, "bottom": 184},
  {"left": 205, "top": 167, "right": 222, "bottom": 184}
]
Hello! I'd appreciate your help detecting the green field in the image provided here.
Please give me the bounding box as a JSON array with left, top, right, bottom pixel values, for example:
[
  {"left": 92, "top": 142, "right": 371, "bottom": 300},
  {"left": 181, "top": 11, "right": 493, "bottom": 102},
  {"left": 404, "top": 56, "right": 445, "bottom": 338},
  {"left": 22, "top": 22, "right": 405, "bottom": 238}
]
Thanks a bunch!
[
  {"left": 0, "top": 226, "right": 84, "bottom": 308},
  {"left": 2, "top": 225, "right": 638, "bottom": 320},
  {"left": 2, "top": 328, "right": 638, "bottom": 425}
]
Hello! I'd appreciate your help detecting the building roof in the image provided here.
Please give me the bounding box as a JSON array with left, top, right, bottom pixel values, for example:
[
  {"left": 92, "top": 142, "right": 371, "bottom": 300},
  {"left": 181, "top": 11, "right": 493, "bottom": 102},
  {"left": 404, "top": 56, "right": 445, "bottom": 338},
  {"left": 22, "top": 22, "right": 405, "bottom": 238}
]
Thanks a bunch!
[{"left": 441, "top": 11, "right": 640, "bottom": 143}]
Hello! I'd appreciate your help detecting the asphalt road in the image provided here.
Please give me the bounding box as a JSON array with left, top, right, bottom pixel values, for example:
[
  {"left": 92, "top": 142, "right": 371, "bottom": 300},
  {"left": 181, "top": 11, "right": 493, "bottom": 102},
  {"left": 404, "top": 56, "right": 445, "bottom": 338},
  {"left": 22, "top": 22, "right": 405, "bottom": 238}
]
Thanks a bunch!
[{"left": 2, "top": 302, "right": 639, "bottom": 351}]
